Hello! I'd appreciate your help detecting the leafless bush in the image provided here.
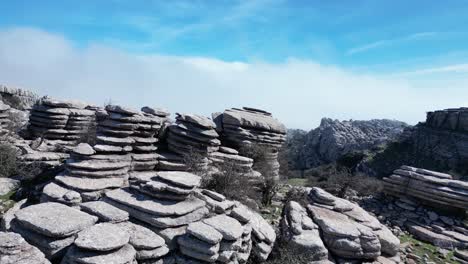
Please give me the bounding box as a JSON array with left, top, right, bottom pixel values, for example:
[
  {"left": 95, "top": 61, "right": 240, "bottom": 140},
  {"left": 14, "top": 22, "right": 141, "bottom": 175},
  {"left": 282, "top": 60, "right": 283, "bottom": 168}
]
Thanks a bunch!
[
  {"left": 0, "top": 142, "right": 42, "bottom": 180},
  {"left": 307, "top": 164, "right": 383, "bottom": 198}
]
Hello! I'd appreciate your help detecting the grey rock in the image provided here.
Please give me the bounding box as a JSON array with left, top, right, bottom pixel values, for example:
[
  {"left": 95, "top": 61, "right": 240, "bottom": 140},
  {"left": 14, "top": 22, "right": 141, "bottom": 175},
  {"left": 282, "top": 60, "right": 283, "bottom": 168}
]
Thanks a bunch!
[
  {"left": 115, "top": 222, "right": 165, "bottom": 250},
  {"left": 75, "top": 223, "right": 130, "bottom": 251},
  {"left": 14, "top": 202, "right": 98, "bottom": 237},
  {"left": 0, "top": 232, "right": 51, "bottom": 264},
  {"left": 156, "top": 171, "right": 201, "bottom": 188},
  {"left": 64, "top": 244, "right": 136, "bottom": 264},
  {"left": 80, "top": 201, "right": 129, "bottom": 223},
  {"left": 186, "top": 221, "right": 223, "bottom": 244},
  {"left": 203, "top": 215, "right": 243, "bottom": 241},
  {"left": 0, "top": 178, "right": 20, "bottom": 196}
]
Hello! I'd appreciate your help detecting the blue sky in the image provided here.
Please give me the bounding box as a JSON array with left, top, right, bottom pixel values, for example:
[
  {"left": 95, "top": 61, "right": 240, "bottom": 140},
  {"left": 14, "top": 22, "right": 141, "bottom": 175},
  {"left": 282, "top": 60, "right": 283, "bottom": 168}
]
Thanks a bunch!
[{"left": 1, "top": 0, "right": 468, "bottom": 129}]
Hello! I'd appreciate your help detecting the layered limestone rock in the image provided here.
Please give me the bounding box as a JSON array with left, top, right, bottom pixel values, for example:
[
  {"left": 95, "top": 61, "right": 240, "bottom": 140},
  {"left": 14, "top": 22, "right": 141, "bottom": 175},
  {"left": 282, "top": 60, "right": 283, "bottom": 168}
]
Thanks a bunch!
[
  {"left": 9, "top": 202, "right": 98, "bottom": 259},
  {"left": 0, "top": 231, "right": 51, "bottom": 264},
  {"left": 115, "top": 221, "right": 169, "bottom": 263},
  {"left": 166, "top": 113, "right": 220, "bottom": 169},
  {"left": 280, "top": 188, "right": 399, "bottom": 262},
  {"left": 383, "top": 166, "right": 468, "bottom": 211},
  {"left": 280, "top": 201, "right": 329, "bottom": 262},
  {"left": 41, "top": 143, "right": 131, "bottom": 205},
  {"left": 208, "top": 147, "right": 260, "bottom": 178},
  {"left": 426, "top": 108, "right": 468, "bottom": 132},
  {"left": 28, "top": 98, "right": 96, "bottom": 145},
  {"left": 214, "top": 107, "right": 286, "bottom": 181},
  {"left": 0, "top": 101, "right": 11, "bottom": 133},
  {"left": 100, "top": 170, "right": 276, "bottom": 263},
  {"left": 61, "top": 223, "right": 139, "bottom": 264},
  {"left": 97, "top": 105, "right": 166, "bottom": 173},
  {"left": 0, "top": 84, "right": 38, "bottom": 110}
]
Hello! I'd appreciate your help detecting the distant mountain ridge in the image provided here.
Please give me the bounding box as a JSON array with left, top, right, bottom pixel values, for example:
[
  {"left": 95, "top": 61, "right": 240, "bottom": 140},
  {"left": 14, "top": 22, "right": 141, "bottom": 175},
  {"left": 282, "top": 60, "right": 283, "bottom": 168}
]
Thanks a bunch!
[{"left": 284, "top": 118, "right": 409, "bottom": 170}]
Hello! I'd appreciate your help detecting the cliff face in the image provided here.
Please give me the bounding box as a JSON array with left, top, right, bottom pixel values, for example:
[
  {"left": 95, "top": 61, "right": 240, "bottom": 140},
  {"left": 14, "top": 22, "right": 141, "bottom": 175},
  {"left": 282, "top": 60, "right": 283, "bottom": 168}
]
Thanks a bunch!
[
  {"left": 286, "top": 118, "right": 408, "bottom": 170},
  {"left": 364, "top": 108, "right": 468, "bottom": 177}
]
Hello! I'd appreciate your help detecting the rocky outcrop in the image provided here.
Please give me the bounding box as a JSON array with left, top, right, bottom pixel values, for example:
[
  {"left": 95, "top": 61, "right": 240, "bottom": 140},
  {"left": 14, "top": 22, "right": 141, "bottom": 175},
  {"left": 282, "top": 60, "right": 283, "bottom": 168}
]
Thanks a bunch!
[
  {"left": 0, "top": 231, "right": 51, "bottom": 264},
  {"left": 0, "top": 85, "right": 38, "bottom": 110},
  {"left": 61, "top": 223, "right": 138, "bottom": 264},
  {"left": 166, "top": 113, "right": 220, "bottom": 169},
  {"left": 280, "top": 201, "right": 329, "bottom": 262},
  {"left": 28, "top": 98, "right": 96, "bottom": 145},
  {"left": 364, "top": 107, "right": 468, "bottom": 177},
  {"left": 214, "top": 107, "right": 287, "bottom": 181},
  {"left": 0, "top": 101, "right": 11, "bottom": 133},
  {"left": 280, "top": 188, "right": 400, "bottom": 263},
  {"left": 383, "top": 166, "right": 468, "bottom": 211},
  {"left": 286, "top": 118, "right": 408, "bottom": 170},
  {"left": 9, "top": 202, "right": 98, "bottom": 259}
]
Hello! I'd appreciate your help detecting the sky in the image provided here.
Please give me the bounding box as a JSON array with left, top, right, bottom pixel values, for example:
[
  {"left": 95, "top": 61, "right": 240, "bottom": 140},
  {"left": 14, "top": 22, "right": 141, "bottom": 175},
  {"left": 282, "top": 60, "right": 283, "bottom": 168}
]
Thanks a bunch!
[{"left": 1, "top": 0, "right": 468, "bottom": 130}]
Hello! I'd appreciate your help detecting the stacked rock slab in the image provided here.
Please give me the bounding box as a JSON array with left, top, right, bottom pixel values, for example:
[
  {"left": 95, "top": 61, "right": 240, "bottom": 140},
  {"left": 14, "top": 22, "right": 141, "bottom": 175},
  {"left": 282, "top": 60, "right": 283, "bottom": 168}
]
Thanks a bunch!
[
  {"left": 96, "top": 105, "right": 166, "bottom": 173},
  {"left": 9, "top": 202, "right": 98, "bottom": 259},
  {"left": 28, "top": 98, "right": 95, "bottom": 145},
  {"left": 156, "top": 150, "right": 188, "bottom": 171},
  {"left": 41, "top": 143, "right": 131, "bottom": 205},
  {"left": 208, "top": 147, "right": 260, "bottom": 178},
  {"left": 116, "top": 221, "right": 170, "bottom": 263},
  {"left": 102, "top": 171, "right": 209, "bottom": 250},
  {"left": 0, "top": 100, "right": 11, "bottom": 133},
  {"left": 215, "top": 108, "right": 286, "bottom": 181},
  {"left": 0, "top": 231, "right": 51, "bottom": 264},
  {"left": 102, "top": 170, "right": 277, "bottom": 262},
  {"left": 248, "top": 207, "right": 277, "bottom": 262},
  {"left": 166, "top": 113, "right": 220, "bottom": 169},
  {"left": 61, "top": 223, "right": 137, "bottom": 264},
  {"left": 383, "top": 165, "right": 468, "bottom": 211},
  {"left": 280, "top": 201, "right": 330, "bottom": 262},
  {"left": 306, "top": 187, "right": 400, "bottom": 261}
]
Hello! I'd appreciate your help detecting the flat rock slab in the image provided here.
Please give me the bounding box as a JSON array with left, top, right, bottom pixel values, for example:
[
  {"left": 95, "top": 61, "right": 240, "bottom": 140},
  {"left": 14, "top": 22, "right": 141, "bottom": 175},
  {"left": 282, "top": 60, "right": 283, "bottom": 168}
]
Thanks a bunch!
[
  {"left": 65, "top": 244, "right": 136, "bottom": 264},
  {"left": 56, "top": 175, "right": 124, "bottom": 191},
  {"left": 75, "top": 223, "right": 130, "bottom": 251},
  {"left": 105, "top": 188, "right": 206, "bottom": 216},
  {"left": 187, "top": 221, "right": 223, "bottom": 244},
  {"left": 14, "top": 202, "right": 98, "bottom": 238},
  {"left": 106, "top": 105, "right": 140, "bottom": 115},
  {"left": 67, "top": 160, "right": 129, "bottom": 171},
  {"left": 176, "top": 113, "right": 216, "bottom": 129},
  {"left": 72, "top": 143, "right": 96, "bottom": 156},
  {"left": 203, "top": 215, "right": 243, "bottom": 241},
  {"left": 156, "top": 171, "right": 201, "bottom": 188},
  {"left": 115, "top": 222, "right": 165, "bottom": 250},
  {"left": 80, "top": 201, "right": 129, "bottom": 223}
]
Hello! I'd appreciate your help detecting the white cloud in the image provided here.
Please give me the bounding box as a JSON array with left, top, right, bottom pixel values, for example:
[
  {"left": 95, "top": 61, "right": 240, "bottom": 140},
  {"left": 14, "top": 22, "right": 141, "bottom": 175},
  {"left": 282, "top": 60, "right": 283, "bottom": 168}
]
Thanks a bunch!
[{"left": 0, "top": 27, "right": 467, "bottom": 130}]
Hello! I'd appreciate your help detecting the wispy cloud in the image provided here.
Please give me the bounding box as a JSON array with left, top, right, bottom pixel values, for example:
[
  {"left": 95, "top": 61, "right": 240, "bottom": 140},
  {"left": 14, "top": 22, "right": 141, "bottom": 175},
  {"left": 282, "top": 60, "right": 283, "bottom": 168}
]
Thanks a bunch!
[{"left": 347, "top": 31, "right": 439, "bottom": 55}]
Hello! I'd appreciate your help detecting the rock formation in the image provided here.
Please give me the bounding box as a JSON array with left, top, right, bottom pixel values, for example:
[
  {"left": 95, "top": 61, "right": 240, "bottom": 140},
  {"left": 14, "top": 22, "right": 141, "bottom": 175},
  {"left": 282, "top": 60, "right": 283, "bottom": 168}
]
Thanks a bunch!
[
  {"left": 363, "top": 107, "right": 468, "bottom": 177},
  {"left": 9, "top": 202, "right": 98, "bottom": 259},
  {"left": 28, "top": 98, "right": 96, "bottom": 145},
  {"left": 0, "top": 84, "right": 38, "bottom": 110},
  {"left": 166, "top": 113, "right": 220, "bottom": 169},
  {"left": 61, "top": 223, "right": 138, "bottom": 264},
  {"left": 280, "top": 187, "right": 400, "bottom": 263},
  {"left": 0, "top": 231, "right": 51, "bottom": 264},
  {"left": 214, "top": 107, "right": 287, "bottom": 181},
  {"left": 285, "top": 118, "right": 408, "bottom": 170},
  {"left": 383, "top": 166, "right": 468, "bottom": 211},
  {"left": 0, "top": 101, "right": 11, "bottom": 133}
]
